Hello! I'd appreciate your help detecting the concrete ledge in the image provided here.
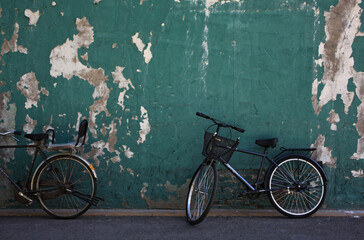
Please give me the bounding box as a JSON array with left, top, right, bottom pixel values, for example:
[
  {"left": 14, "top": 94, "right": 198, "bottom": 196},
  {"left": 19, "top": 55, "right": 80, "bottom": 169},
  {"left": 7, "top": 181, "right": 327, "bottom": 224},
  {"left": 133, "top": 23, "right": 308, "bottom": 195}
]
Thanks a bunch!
[{"left": 0, "top": 209, "right": 363, "bottom": 217}]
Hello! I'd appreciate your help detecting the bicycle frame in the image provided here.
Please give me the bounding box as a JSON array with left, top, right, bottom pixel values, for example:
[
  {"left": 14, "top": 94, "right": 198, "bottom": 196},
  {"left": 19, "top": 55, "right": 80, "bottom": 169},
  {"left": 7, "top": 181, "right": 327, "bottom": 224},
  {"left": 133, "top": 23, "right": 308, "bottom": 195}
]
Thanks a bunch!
[{"left": 0, "top": 143, "right": 47, "bottom": 194}]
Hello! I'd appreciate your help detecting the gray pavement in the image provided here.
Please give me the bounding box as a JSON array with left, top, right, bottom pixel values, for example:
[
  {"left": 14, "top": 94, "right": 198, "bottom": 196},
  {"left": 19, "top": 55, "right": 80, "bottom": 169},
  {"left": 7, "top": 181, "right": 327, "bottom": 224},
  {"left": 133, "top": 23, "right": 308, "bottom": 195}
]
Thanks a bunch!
[{"left": 0, "top": 215, "right": 363, "bottom": 240}]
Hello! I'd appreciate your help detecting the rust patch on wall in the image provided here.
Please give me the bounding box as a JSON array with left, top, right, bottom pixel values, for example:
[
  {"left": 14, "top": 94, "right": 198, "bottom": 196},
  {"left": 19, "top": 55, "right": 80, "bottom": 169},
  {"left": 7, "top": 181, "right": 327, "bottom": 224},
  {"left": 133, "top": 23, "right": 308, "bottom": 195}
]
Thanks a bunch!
[
  {"left": 312, "top": 0, "right": 361, "bottom": 114},
  {"left": 0, "top": 23, "right": 28, "bottom": 64},
  {"left": 23, "top": 114, "right": 37, "bottom": 134},
  {"left": 313, "top": 0, "right": 364, "bottom": 161},
  {"left": 16, "top": 72, "right": 41, "bottom": 109},
  {"left": 327, "top": 109, "right": 340, "bottom": 131},
  {"left": 50, "top": 17, "right": 110, "bottom": 137},
  {"left": 352, "top": 72, "right": 364, "bottom": 159},
  {"left": 311, "top": 134, "right": 337, "bottom": 168}
]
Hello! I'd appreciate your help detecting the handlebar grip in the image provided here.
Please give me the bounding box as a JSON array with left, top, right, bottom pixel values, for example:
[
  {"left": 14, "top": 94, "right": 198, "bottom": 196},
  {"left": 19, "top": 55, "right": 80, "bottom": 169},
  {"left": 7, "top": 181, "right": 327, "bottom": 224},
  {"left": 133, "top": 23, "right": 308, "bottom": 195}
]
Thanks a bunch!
[
  {"left": 196, "top": 112, "right": 210, "bottom": 119},
  {"left": 233, "top": 126, "right": 245, "bottom": 133},
  {"left": 14, "top": 131, "right": 22, "bottom": 136}
]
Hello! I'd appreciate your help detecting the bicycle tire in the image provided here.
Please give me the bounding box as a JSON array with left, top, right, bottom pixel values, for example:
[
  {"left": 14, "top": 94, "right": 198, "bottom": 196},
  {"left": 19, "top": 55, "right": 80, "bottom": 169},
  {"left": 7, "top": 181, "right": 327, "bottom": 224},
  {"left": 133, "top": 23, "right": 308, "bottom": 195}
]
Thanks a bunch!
[
  {"left": 34, "top": 155, "right": 97, "bottom": 219},
  {"left": 186, "top": 160, "right": 217, "bottom": 225},
  {"left": 265, "top": 155, "right": 327, "bottom": 218}
]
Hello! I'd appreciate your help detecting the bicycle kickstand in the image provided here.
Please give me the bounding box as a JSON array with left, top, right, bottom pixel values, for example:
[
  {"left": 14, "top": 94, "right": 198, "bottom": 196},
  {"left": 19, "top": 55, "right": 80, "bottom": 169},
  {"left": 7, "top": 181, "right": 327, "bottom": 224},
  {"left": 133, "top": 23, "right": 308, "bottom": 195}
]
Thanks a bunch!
[{"left": 18, "top": 192, "right": 33, "bottom": 206}]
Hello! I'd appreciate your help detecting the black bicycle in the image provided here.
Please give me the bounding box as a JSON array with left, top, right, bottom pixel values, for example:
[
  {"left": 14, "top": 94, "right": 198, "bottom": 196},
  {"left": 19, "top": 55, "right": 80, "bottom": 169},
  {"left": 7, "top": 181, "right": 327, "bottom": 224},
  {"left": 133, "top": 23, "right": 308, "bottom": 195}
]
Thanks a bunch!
[
  {"left": 0, "top": 119, "right": 103, "bottom": 218},
  {"left": 186, "top": 112, "right": 328, "bottom": 225}
]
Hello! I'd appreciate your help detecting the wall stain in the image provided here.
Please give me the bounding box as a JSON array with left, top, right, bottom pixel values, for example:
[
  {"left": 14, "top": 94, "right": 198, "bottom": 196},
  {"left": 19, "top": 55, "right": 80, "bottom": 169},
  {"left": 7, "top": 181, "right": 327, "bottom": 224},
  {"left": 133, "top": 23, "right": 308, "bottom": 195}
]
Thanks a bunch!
[
  {"left": 0, "top": 23, "right": 28, "bottom": 65},
  {"left": 16, "top": 72, "right": 42, "bottom": 109},
  {"left": 313, "top": 0, "right": 364, "bottom": 163}
]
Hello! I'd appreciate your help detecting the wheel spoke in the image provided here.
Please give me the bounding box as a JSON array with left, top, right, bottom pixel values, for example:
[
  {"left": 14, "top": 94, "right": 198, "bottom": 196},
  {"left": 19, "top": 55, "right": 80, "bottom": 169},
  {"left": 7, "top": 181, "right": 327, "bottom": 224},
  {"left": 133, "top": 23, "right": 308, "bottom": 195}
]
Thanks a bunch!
[
  {"left": 36, "top": 156, "right": 95, "bottom": 218},
  {"left": 186, "top": 162, "right": 217, "bottom": 224},
  {"left": 268, "top": 157, "right": 326, "bottom": 217}
]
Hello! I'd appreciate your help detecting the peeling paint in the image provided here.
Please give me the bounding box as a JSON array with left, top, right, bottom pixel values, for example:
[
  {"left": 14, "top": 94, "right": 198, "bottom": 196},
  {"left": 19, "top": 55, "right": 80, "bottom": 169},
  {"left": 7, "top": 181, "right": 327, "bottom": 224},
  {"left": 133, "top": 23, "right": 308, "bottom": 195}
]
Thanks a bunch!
[
  {"left": 352, "top": 72, "right": 364, "bottom": 159},
  {"left": 126, "top": 168, "right": 135, "bottom": 176},
  {"left": 313, "top": 0, "right": 364, "bottom": 161},
  {"left": 311, "top": 134, "right": 337, "bottom": 168},
  {"left": 327, "top": 109, "right": 340, "bottom": 131},
  {"left": 50, "top": 17, "right": 110, "bottom": 137},
  {"left": 132, "top": 33, "right": 153, "bottom": 64},
  {"left": 140, "top": 182, "right": 148, "bottom": 199},
  {"left": 16, "top": 72, "right": 41, "bottom": 109},
  {"left": 112, "top": 66, "right": 135, "bottom": 110},
  {"left": 23, "top": 115, "right": 37, "bottom": 134},
  {"left": 0, "top": 23, "right": 28, "bottom": 64},
  {"left": 122, "top": 145, "right": 134, "bottom": 159},
  {"left": 132, "top": 33, "right": 145, "bottom": 52},
  {"left": 137, "top": 106, "right": 151, "bottom": 144},
  {"left": 312, "top": 0, "right": 361, "bottom": 115},
  {"left": 143, "top": 43, "right": 152, "bottom": 64},
  {"left": 24, "top": 9, "right": 40, "bottom": 26},
  {"left": 351, "top": 169, "right": 364, "bottom": 177},
  {"left": 0, "top": 92, "right": 16, "bottom": 163}
]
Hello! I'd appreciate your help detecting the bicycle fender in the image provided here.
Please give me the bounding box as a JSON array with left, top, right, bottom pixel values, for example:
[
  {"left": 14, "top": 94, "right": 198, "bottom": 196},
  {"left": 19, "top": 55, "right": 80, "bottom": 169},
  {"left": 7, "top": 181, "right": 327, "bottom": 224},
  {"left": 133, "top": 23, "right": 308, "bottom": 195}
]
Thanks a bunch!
[
  {"left": 265, "top": 154, "right": 328, "bottom": 183},
  {"left": 31, "top": 153, "right": 98, "bottom": 190}
]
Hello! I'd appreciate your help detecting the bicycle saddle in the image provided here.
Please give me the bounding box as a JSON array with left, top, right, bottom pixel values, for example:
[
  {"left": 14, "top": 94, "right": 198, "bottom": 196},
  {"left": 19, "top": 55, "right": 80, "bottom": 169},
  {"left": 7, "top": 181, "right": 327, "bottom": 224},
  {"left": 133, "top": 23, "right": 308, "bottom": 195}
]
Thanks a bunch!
[
  {"left": 24, "top": 133, "right": 48, "bottom": 141},
  {"left": 255, "top": 138, "right": 278, "bottom": 148}
]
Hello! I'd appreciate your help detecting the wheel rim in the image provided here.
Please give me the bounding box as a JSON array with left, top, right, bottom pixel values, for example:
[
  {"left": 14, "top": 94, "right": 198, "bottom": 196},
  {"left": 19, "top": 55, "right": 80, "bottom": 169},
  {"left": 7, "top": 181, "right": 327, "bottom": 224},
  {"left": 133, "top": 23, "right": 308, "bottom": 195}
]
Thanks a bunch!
[
  {"left": 187, "top": 163, "right": 215, "bottom": 221},
  {"left": 269, "top": 158, "right": 325, "bottom": 216},
  {"left": 36, "top": 157, "right": 95, "bottom": 218}
]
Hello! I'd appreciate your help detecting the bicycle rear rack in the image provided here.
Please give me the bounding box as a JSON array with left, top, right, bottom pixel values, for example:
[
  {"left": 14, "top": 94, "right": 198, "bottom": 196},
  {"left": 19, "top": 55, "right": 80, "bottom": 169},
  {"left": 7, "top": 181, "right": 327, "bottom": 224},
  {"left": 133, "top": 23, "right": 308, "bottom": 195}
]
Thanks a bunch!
[{"left": 274, "top": 147, "right": 317, "bottom": 159}]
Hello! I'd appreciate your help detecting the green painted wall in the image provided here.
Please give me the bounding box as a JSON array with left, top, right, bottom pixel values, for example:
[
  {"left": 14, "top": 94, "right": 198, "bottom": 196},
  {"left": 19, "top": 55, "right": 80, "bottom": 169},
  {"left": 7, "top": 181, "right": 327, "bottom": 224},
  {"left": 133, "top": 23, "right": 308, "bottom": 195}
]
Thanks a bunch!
[{"left": 0, "top": 0, "right": 363, "bottom": 210}]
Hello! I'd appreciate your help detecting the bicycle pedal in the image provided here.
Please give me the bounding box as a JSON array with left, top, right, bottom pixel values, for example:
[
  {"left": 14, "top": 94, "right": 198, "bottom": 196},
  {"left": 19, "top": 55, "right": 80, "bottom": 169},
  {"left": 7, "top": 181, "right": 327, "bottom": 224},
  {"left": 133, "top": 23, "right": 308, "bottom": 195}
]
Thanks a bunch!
[{"left": 18, "top": 192, "right": 33, "bottom": 206}]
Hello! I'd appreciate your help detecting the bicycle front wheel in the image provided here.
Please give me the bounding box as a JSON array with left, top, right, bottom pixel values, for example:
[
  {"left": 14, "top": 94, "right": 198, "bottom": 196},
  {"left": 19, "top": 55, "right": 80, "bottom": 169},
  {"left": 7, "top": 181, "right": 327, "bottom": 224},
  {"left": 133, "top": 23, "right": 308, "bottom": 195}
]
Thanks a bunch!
[
  {"left": 34, "top": 155, "right": 97, "bottom": 218},
  {"left": 266, "top": 155, "right": 326, "bottom": 218},
  {"left": 186, "top": 160, "right": 217, "bottom": 225}
]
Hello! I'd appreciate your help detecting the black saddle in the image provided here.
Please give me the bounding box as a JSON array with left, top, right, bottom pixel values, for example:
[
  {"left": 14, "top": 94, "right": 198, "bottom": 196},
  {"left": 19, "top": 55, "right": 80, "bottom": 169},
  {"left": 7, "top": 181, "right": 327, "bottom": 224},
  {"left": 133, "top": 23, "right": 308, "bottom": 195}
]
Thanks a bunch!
[
  {"left": 24, "top": 133, "right": 48, "bottom": 141},
  {"left": 255, "top": 138, "right": 278, "bottom": 148}
]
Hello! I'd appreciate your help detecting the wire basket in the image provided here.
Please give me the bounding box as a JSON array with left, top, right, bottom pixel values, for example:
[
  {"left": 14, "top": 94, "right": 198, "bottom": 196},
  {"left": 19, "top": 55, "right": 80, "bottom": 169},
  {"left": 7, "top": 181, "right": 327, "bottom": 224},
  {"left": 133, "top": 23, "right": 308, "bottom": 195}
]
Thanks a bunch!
[{"left": 202, "top": 131, "right": 238, "bottom": 162}]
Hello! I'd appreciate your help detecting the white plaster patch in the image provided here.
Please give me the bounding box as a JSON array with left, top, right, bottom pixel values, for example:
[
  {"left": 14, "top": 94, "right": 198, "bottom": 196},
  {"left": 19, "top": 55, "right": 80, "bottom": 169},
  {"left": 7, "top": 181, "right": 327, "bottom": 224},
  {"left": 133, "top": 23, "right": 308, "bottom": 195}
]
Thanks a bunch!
[
  {"left": 311, "top": 134, "right": 337, "bottom": 168},
  {"left": 132, "top": 33, "right": 153, "bottom": 64},
  {"left": 327, "top": 109, "right": 340, "bottom": 131},
  {"left": 351, "top": 169, "right": 364, "bottom": 177},
  {"left": 143, "top": 43, "right": 153, "bottom": 64},
  {"left": 94, "top": 0, "right": 101, "bottom": 4},
  {"left": 112, "top": 66, "right": 135, "bottom": 110},
  {"left": 24, "top": 9, "right": 40, "bottom": 26},
  {"left": 49, "top": 17, "right": 110, "bottom": 137},
  {"left": 122, "top": 145, "right": 134, "bottom": 159},
  {"left": 137, "top": 106, "right": 151, "bottom": 144},
  {"left": 0, "top": 23, "right": 28, "bottom": 61},
  {"left": 313, "top": 0, "right": 364, "bottom": 161},
  {"left": 132, "top": 33, "right": 145, "bottom": 52},
  {"left": 17, "top": 72, "right": 41, "bottom": 109},
  {"left": 140, "top": 183, "right": 148, "bottom": 199},
  {"left": 23, "top": 115, "right": 37, "bottom": 134},
  {"left": 312, "top": 1, "right": 362, "bottom": 115}
]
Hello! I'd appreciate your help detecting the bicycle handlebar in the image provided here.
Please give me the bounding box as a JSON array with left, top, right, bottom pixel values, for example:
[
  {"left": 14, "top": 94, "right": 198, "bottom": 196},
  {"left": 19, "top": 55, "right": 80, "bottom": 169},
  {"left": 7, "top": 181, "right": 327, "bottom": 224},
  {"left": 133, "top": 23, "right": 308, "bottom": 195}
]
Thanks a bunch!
[
  {"left": 196, "top": 112, "right": 245, "bottom": 133},
  {"left": 0, "top": 131, "right": 22, "bottom": 136}
]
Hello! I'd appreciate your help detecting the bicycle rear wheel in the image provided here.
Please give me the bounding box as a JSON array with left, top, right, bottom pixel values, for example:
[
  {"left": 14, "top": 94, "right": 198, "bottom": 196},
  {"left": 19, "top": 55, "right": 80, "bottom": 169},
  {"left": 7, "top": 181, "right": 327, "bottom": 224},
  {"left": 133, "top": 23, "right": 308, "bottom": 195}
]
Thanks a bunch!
[
  {"left": 34, "top": 155, "right": 97, "bottom": 218},
  {"left": 186, "top": 160, "right": 217, "bottom": 225},
  {"left": 266, "top": 155, "right": 326, "bottom": 218}
]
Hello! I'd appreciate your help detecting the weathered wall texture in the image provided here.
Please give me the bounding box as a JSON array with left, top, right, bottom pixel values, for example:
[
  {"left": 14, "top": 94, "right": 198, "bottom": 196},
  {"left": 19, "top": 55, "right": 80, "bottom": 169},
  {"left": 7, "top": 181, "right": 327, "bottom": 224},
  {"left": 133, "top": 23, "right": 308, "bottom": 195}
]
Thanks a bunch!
[{"left": 0, "top": 0, "right": 363, "bottom": 210}]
